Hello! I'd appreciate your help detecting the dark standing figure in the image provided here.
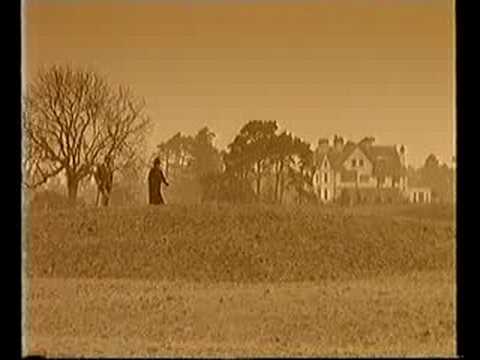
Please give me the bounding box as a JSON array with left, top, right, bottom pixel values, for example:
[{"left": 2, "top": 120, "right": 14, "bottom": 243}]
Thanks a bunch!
[
  {"left": 148, "top": 157, "right": 169, "bottom": 205},
  {"left": 94, "top": 155, "right": 114, "bottom": 207}
]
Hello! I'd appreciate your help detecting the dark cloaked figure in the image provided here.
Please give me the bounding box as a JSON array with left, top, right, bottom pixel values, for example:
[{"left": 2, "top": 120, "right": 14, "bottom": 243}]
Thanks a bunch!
[
  {"left": 94, "top": 155, "right": 114, "bottom": 206},
  {"left": 148, "top": 158, "right": 169, "bottom": 205}
]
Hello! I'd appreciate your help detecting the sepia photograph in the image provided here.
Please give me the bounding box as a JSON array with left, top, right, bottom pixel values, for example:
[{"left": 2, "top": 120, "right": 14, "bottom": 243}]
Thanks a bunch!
[{"left": 22, "top": 0, "right": 457, "bottom": 357}]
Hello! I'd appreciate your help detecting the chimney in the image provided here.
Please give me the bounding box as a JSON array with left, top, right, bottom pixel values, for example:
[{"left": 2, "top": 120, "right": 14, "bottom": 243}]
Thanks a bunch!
[
  {"left": 359, "top": 136, "right": 375, "bottom": 148},
  {"left": 333, "top": 135, "right": 344, "bottom": 152},
  {"left": 398, "top": 144, "right": 407, "bottom": 168},
  {"left": 317, "top": 138, "right": 329, "bottom": 153}
]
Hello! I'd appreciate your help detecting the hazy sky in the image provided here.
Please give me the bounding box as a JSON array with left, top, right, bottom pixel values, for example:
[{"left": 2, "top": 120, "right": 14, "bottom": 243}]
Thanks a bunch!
[{"left": 24, "top": 0, "right": 455, "bottom": 167}]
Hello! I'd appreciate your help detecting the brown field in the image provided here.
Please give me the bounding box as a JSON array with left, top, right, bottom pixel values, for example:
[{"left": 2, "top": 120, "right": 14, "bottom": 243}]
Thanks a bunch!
[{"left": 23, "top": 204, "right": 456, "bottom": 357}]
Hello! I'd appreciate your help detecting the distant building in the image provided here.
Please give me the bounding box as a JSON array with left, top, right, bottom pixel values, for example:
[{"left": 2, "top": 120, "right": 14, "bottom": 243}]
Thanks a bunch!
[
  {"left": 312, "top": 137, "right": 410, "bottom": 203},
  {"left": 407, "top": 187, "right": 432, "bottom": 204},
  {"left": 406, "top": 175, "right": 433, "bottom": 204}
]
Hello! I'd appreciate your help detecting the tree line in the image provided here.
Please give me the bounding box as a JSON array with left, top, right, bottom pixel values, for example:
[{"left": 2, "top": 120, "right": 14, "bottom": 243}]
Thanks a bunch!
[
  {"left": 23, "top": 65, "right": 455, "bottom": 205},
  {"left": 154, "top": 123, "right": 455, "bottom": 205},
  {"left": 407, "top": 154, "right": 455, "bottom": 203},
  {"left": 153, "top": 120, "right": 319, "bottom": 204}
]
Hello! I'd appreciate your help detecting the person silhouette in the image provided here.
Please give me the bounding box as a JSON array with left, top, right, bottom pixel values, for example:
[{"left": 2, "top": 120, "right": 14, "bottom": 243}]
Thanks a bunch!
[
  {"left": 94, "top": 155, "right": 114, "bottom": 206},
  {"left": 148, "top": 157, "right": 169, "bottom": 205}
]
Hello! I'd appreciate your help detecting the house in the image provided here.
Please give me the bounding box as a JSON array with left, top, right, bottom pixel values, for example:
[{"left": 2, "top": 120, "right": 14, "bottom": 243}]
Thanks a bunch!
[
  {"left": 407, "top": 187, "right": 432, "bottom": 204},
  {"left": 312, "top": 136, "right": 408, "bottom": 203},
  {"left": 406, "top": 175, "right": 433, "bottom": 204}
]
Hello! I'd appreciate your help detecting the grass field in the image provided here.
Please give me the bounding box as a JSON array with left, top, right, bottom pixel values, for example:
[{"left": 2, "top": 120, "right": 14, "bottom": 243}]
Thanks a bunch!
[{"left": 23, "top": 203, "right": 456, "bottom": 357}]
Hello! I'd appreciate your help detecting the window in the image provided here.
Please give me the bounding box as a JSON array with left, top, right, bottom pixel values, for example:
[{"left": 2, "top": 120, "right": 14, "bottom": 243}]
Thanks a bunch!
[
  {"left": 359, "top": 159, "right": 364, "bottom": 167},
  {"left": 351, "top": 159, "right": 357, "bottom": 167},
  {"left": 323, "top": 173, "right": 328, "bottom": 183},
  {"left": 323, "top": 189, "right": 328, "bottom": 201}
]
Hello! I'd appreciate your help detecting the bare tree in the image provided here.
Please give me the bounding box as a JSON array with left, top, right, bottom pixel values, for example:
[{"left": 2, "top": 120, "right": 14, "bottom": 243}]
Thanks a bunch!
[{"left": 23, "top": 65, "right": 150, "bottom": 201}]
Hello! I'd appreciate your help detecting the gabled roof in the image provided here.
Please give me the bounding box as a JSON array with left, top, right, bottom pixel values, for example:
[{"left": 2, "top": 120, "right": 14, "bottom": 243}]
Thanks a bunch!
[
  {"left": 361, "top": 145, "right": 397, "bottom": 162},
  {"left": 315, "top": 143, "right": 406, "bottom": 177},
  {"left": 315, "top": 150, "right": 346, "bottom": 170},
  {"left": 360, "top": 145, "right": 405, "bottom": 177}
]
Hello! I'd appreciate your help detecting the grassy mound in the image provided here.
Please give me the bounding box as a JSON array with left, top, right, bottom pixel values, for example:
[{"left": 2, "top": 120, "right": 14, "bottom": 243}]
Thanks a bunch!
[{"left": 26, "top": 204, "right": 455, "bottom": 282}]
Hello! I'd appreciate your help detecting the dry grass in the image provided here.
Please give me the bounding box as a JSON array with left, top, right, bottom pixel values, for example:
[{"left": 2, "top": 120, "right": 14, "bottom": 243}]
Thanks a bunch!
[
  {"left": 23, "top": 203, "right": 456, "bottom": 357},
  {"left": 25, "top": 272, "right": 455, "bottom": 357},
  {"left": 26, "top": 204, "right": 454, "bottom": 282}
]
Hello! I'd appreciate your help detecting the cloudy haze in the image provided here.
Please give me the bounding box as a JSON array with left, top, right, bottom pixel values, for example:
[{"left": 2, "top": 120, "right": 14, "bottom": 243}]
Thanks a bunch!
[{"left": 25, "top": 0, "right": 455, "bottom": 167}]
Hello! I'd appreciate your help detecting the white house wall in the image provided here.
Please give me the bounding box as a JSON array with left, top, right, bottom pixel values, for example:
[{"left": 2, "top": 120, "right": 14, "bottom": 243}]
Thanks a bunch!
[
  {"left": 408, "top": 188, "right": 432, "bottom": 203},
  {"left": 338, "top": 181, "right": 356, "bottom": 189},
  {"left": 344, "top": 147, "right": 379, "bottom": 189},
  {"left": 343, "top": 148, "right": 373, "bottom": 176},
  {"left": 343, "top": 148, "right": 377, "bottom": 188},
  {"left": 357, "top": 177, "right": 377, "bottom": 188},
  {"left": 314, "top": 157, "right": 335, "bottom": 202},
  {"left": 383, "top": 176, "right": 393, "bottom": 188},
  {"left": 313, "top": 146, "right": 410, "bottom": 203}
]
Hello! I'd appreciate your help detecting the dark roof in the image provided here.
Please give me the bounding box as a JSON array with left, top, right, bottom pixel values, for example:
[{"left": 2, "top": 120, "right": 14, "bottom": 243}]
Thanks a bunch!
[
  {"left": 408, "top": 176, "right": 430, "bottom": 187},
  {"left": 361, "top": 145, "right": 397, "bottom": 162},
  {"left": 315, "top": 152, "right": 335, "bottom": 169},
  {"left": 315, "top": 145, "right": 355, "bottom": 170},
  {"left": 361, "top": 145, "right": 405, "bottom": 177}
]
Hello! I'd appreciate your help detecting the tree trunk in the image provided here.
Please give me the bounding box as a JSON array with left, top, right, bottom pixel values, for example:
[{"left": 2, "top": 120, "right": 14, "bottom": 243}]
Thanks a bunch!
[
  {"left": 279, "top": 163, "right": 286, "bottom": 204},
  {"left": 273, "top": 161, "right": 279, "bottom": 203},
  {"left": 255, "top": 161, "right": 262, "bottom": 200},
  {"left": 274, "top": 160, "right": 284, "bottom": 204},
  {"left": 256, "top": 175, "right": 261, "bottom": 200},
  {"left": 298, "top": 167, "right": 305, "bottom": 204},
  {"left": 355, "top": 171, "right": 359, "bottom": 204},
  {"left": 280, "top": 174, "right": 284, "bottom": 204},
  {"left": 66, "top": 173, "right": 79, "bottom": 202},
  {"left": 274, "top": 172, "right": 280, "bottom": 203},
  {"left": 165, "top": 151, "right": 170, "bottom": 178},
  {"left": 333, "top": 170, "right": 337, "bottom": 204}
]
